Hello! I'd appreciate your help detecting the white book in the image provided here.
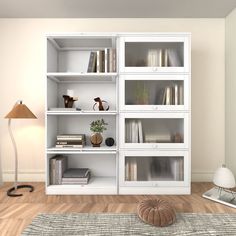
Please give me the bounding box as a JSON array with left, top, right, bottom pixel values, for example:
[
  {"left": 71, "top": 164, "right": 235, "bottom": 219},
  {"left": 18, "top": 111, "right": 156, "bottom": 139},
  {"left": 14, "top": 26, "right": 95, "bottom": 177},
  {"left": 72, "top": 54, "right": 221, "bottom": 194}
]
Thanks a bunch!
[
  {"left": 159, "top": 49, "right": 163, "bottom": 67},
  {"left": 179, "top": 84, "right": 184, "bottom": 105},
  {"left": 166, "top": 87, "right": 171, "bottom": 105},
  {"left": 135, "top": 122, "right": 139, "bottom": 143},
  {"left": 164, "top": 49, "right": 168, "bottom": 67},
  {"left": 131, "top": 121, "right": 136, "bottom": 143},
  {"left": 138, "top": 120, "right": 143, "bottom": 143},
  {"left": 174, "top": 84, "right": 178, "bottom": 105},
  {"left": 133, "top": 159, "right": 137, "bottom": 181},
  {"left": 104, "top": 48, "right": 108, "bottom": 73}
]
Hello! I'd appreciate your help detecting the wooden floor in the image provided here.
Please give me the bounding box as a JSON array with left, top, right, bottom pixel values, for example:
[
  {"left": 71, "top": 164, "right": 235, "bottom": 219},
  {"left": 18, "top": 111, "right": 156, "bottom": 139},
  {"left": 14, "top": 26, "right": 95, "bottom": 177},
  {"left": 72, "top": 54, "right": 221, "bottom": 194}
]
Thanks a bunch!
[{"left": 0, "top": 182, "right": 236, "bottom": 235}]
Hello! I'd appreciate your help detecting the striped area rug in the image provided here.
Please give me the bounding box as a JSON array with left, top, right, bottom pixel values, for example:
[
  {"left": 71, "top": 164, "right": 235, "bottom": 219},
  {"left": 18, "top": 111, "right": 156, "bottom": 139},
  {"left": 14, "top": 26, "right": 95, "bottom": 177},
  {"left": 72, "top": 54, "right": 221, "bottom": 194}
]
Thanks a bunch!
[{"left": 22, "top": 213, "right": 236, "bottom": 235}]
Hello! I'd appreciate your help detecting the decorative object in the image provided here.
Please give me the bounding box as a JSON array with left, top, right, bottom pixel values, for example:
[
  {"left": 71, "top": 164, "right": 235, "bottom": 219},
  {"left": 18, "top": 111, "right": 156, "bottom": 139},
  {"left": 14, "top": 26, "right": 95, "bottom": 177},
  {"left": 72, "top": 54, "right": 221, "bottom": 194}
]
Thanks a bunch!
[
  {"left": 90, "top": 119, "right": 108, "bottom": 147},
  {"left": 105, "top": 137, "right": 115, "bottom": 147},
  {"left": 63, "top": 95, "right": 78, "bottom": 108},
  {"left": 137, "top": 199, "right": 176, "bottom": 227},
  {"left": 22, "top": 213, "right": 236, "bottom": 236},
  {"left": 213, "top": 165, "right": 236, "bottom": 189},
  {"left": 4, "top": 100, "right": 37, "bottom": 197},
  {"left": 93, "top": 97, "right": 109, "bottom": 111},
  {"left": 203, "top": 165, "right": 236, "bottom": 208}
]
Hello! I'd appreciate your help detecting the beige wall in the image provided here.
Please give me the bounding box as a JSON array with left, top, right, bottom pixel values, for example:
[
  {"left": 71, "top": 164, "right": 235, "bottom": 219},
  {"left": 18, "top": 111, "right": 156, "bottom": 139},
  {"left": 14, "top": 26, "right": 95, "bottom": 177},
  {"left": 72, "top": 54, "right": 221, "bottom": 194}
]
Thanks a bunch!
[
  {"left": 0, "top": 19, "right": 225, "bottom": 182},
  {"left": 226, "top": 9, "right": 236, "bottom": 176}
]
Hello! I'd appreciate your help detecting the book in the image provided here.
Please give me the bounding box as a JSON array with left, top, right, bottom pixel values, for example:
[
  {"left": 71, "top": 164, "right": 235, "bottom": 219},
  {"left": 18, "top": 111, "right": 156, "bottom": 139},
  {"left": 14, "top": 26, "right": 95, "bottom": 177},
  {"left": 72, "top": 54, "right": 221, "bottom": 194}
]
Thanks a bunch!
[
  {"left": 57, "top": 134, "right": 85, "bottom": 140},
  {"left": 174, "top": 84, "right": 179, "bottom": 105},
  {"left": 55, "top": 145, "right": 83, "bottom": 148},
  {"left": 57, "top": 156, "right": 68, "bottom": 184},
  {"left": 125, "top": 161, "right": 130, "bottom": 181},
  {"left": 138, "top": 120, "right": 143, "bottom": 143},
  {"left": 62, "top": 172, "right": 91, "bottom": 185},
  {"left": 96, "top": 50, "right": 105, "bottom": 73},
  {"left": 87, "top": 52, "right": 97, "bottom": 73},
  {"left": 159, "top": 49, "right": 163, "bottom": 67},
  {"left": 50, "top": 155, "right": 68, "bottom": 185},
  {"left": 104, "top": 48, "right": 108, "bottom": 73},
  {"left": 108, "top": 49, "right": 116, "bottom": 72},
  {"left": 63, "top": 168, "right": 90, "bottom": 178},
  {"left": 165, "top": 86, "right": 172, "bottom": 105},
  {"left": 56, "top": 141, "right": 83, "bottom": 145},
  {"left": 179, "top": 84, "right": 184, "bottom": 105},
  {"left": 164, "top": 49, "right": 168, "bottom": 67}
]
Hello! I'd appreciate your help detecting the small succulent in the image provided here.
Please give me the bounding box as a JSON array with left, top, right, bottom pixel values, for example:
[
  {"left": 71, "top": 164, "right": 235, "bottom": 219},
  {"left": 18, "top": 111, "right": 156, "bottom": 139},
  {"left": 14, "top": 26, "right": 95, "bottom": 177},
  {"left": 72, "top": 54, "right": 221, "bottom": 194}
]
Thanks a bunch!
[{"left": 90, "top": 119, "right": 108, "bottom": 133}]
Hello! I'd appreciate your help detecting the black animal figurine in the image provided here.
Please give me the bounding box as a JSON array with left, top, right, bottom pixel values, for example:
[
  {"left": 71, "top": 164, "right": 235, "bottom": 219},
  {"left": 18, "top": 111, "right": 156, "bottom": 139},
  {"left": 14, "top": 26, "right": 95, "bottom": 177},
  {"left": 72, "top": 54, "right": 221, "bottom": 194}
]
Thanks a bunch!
[{"left": 93, "top": 97, "right": 109, "bottom": 111}]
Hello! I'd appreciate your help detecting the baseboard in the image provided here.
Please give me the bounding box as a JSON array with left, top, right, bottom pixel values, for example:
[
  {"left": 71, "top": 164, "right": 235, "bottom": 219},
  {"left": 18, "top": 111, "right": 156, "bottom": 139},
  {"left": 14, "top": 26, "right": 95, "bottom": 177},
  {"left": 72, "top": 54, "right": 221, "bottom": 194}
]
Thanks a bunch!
[
  {"left": 2, "top": 170, "right": 214, "bottom": 182},
  {"left": 2, "top": 170, "right": 45, "bottom": 182},
  {"left": 191, "top": 171, "right": 214, "bottom": 182}
]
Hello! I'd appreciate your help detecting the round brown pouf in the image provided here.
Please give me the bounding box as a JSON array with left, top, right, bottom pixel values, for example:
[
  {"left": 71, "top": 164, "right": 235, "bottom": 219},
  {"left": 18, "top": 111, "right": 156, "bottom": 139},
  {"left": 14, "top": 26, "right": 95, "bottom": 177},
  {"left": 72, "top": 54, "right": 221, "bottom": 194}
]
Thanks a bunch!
[{"left": 137, "top": 199, "right": 176, "bottom": 227}]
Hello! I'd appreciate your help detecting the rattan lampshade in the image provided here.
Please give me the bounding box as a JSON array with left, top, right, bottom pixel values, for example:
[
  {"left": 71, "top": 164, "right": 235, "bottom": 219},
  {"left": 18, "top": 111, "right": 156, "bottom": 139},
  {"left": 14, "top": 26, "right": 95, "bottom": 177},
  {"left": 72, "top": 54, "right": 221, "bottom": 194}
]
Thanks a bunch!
[{"left": 5, "top": 102, "right": 37, "bottom": 119}]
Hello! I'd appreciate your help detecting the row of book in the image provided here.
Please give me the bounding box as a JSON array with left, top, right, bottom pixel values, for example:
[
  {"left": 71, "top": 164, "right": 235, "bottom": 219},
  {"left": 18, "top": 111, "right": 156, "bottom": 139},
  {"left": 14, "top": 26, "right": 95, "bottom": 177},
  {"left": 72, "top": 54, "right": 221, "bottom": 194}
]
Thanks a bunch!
[
  {"left": 55, "top": 134, "right": 86, "bottom": 148},
  {"left": 125, "top": 120, "right": 178, "bottom": 144},
  {"left": 125, "top": 157, "right": 184, "bottom": 182},
  {"left": 50, "top": 155, "right": 91, "bottom": 185},
  {"left": 162, "top": 84, "right": 184, "bottom": 105},
  {"left": 125, "top": 119, "right": 143, "bottom": 143},
  {"left": 147, "top": 48, "right": 182, "bottom": 67},
  {"left": 87, "top": 49, "right": 116, "bottom": 73}
]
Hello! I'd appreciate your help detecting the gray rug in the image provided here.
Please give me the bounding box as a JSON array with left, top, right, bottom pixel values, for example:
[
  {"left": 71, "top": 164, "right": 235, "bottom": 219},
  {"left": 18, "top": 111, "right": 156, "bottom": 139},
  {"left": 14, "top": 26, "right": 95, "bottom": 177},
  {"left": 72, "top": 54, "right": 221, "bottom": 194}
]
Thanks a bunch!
[{"left": 22, "top": 213, "right": 236, "bottom": 236}]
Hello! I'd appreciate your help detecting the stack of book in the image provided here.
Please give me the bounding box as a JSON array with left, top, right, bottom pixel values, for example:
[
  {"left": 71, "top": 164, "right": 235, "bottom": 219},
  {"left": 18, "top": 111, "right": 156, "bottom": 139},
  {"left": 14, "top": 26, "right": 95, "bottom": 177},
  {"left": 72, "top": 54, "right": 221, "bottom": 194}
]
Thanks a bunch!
[
  {"left": 50, "top": 155, "right": 68, "bottom": 185},
  {"left": 125, "top": 119, "right": 143, "bottom": 143},
  {"left": 62, "top": 168, "right": 91, "bottom": 185},
  {"left": 55, "top": 134, "right": 86, "bottom": 148},
  {"left": 87, "top": 48, "right": 116, "bottom": 73},
  {"left": 125, "top": 158, "right": 138, "bottom": 181}
]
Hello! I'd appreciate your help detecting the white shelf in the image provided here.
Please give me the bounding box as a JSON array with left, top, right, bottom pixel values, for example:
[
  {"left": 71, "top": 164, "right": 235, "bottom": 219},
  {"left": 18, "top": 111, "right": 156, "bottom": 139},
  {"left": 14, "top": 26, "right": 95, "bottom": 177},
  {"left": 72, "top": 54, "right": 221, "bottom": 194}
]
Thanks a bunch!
[
  {"left": 46, "top": 177, "right": 117, "bottom": 195},
  {"left": 47, "top": 72, "right": 117, "bottom": 83},
  {"left": 47, "top": 110, "right": 118, "bottom": 115},
  {"left": 47, "top": 145, "right": 117, "bottom": 154}
]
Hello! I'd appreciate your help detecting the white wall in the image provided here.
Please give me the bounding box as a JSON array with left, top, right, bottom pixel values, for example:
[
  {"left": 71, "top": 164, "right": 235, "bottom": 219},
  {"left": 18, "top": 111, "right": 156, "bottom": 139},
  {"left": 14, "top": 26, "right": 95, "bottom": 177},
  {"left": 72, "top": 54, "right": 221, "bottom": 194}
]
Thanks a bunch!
[
  {"left": 0, "top": 19, "right": 225, "bottom": 182},
  {"left": 226, "top": 9, "right": 236, "bottom": 176}
]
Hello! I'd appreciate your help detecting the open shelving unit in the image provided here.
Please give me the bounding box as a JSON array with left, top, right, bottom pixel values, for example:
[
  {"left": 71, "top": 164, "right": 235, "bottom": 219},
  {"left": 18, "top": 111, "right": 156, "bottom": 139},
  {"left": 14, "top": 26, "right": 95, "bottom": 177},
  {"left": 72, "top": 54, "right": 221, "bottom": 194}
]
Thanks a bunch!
[{"left": 46, "top": 33, "right": 191, "bottom": 195}]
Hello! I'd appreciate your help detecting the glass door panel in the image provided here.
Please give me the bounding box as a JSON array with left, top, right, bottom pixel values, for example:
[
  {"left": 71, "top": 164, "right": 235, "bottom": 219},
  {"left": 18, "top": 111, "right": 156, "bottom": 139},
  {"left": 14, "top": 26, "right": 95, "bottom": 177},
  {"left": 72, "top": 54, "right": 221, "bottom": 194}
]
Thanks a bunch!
[
  {"left": 120, "top": 113, "right": 188, "bottom": 149},
  {"left": 125, "top": 42, "right": 184, "bottom": 68},
  {"left": 120, "top": 151, "right": 188, "bottom": 187},
  {"left": 119, "top": 36, "right": 190, "bottom": 73},
  {"left": 125, "top": 156, "right": 184, "bottom": 182},
  {"left": 119, "top": 74, "right": 189, "bottom": 111}
]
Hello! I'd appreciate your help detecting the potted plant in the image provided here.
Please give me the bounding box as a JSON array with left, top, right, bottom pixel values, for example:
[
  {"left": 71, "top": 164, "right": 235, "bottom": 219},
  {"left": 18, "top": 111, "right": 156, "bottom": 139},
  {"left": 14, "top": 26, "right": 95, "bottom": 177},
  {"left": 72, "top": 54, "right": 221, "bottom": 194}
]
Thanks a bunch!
[{"left": 90, "top": 119, "right": 108, "bottom": 147}]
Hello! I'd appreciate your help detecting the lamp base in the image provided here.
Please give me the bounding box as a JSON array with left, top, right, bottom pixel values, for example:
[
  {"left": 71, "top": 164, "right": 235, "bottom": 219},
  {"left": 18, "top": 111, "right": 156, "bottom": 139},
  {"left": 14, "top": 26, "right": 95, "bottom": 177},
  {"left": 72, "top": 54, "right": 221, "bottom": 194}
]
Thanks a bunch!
[{"left": 7, "top": 184, "right": 34, "bottom": 197}]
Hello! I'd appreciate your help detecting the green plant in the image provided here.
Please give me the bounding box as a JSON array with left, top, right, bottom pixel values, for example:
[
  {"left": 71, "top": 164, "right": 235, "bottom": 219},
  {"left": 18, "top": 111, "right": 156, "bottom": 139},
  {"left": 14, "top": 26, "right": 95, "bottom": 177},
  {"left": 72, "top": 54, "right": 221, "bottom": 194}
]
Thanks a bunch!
[{"left": 90, "top": 119, "right": 108, "bottom": 133}]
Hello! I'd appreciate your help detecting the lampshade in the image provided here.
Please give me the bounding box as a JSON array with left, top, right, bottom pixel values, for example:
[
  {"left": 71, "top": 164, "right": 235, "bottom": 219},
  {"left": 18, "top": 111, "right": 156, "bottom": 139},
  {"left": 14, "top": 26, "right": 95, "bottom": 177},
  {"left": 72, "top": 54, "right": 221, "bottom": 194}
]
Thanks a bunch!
[
  {"left": 213, "top": 165, "right": 236, "bottom": 189},
  {"left": 5, "top": 101, "right": 37, "bottom": 119}
]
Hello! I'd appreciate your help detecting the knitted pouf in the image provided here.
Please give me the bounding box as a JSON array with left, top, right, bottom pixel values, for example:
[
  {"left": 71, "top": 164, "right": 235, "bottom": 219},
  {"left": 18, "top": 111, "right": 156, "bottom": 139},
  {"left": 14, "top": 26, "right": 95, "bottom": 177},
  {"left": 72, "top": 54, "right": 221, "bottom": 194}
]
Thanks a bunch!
[{"left": 137, "top": 199, "right": 176, "bottom": 227}]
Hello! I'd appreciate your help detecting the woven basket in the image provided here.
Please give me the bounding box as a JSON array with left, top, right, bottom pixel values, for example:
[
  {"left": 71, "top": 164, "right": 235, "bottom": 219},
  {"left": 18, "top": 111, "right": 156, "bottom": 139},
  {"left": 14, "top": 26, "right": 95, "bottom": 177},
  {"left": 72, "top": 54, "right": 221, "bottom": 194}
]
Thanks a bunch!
[{"left": 137, "top": 199, "right": 176, "bottom": 227}]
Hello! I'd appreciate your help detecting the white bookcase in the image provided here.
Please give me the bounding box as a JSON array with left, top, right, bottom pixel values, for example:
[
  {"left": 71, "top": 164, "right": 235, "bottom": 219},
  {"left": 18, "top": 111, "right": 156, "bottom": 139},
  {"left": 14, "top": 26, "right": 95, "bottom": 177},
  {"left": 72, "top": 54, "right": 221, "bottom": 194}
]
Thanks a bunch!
[{"left": 46, "top": 33, "right": 191, "bottom": 195}]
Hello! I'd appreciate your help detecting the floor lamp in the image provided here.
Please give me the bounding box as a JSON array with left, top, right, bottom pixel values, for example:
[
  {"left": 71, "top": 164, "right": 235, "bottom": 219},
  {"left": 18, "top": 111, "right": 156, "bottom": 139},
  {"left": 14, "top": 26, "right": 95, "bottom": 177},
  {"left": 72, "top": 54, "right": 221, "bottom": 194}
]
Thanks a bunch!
[{"left": 5, "top": 100, "right": 37, "bottom": 197}]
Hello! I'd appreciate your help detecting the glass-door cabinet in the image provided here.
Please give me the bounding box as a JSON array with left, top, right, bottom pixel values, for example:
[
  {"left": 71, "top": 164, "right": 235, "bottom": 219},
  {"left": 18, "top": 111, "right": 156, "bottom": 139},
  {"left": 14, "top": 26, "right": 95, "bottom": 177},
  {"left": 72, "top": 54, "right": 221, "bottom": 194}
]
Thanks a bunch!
[
  {"left": 119, "top": 35, "right": 190, "bottom": 73},
  {"left": 119, "top": 74, "right": 189, "bottom": 111},
  {"left": 120, "top": 150, "right": 189, "bottom": 187},
  {"left": 119, "top": 113, "right": 189, "bottom": 149}
]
